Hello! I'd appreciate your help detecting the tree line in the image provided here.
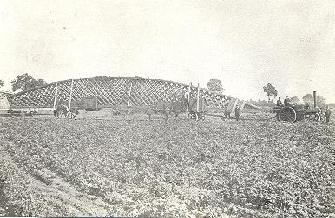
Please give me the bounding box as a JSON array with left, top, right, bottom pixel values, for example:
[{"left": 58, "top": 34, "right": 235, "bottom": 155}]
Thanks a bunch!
[
  {"left": 206, "top": 80, "right": 328, "bottom": 107},
  {"left": 207, "top": 80, "right": 328, "bottom": 107},
  {"left": 262, "top": 82, "right": 327, "bottom": 107},
  {"left": 0, "top": 73, "right": 47, "bottom": 92}
]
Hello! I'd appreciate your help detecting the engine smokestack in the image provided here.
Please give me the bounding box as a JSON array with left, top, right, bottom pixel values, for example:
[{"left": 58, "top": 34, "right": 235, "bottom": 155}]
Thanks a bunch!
[{"left": 313, "top": 91, "right": 317, "bottom": 108}]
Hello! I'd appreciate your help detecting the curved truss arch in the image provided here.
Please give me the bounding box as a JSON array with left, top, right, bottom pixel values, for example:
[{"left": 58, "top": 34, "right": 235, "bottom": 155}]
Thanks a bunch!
[{"left": 8, "top": 76, "right": 231, "bottom": 109}]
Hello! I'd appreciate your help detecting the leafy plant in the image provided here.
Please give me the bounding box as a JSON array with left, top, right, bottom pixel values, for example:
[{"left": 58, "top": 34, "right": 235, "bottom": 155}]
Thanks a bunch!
[
  {"left": 263, "top": 83, "right": 278, "bottom": 102},
  {"left": 11, "top": 74, "right": 47, "bottom": 92},
  {"left": 1, "top": 115, "right": 334, "bottom": 217},
  {"left": 207, "top": 79, "right": 223, "bottom": 94}
]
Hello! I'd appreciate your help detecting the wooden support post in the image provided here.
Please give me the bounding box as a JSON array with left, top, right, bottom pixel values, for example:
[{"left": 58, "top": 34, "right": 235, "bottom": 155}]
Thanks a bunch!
[
  {"left": 187, "top": 83, "right": 191, "bottom": 111},
  {"left": 68, "top": 79, "right": 74, "bottom": 110},
  {"left": 95, "top": 96, "right": 98, "bottom": 110},
  {"left": 187, "top": 83, "right": 191, "bottom": 102},
  {"left": 53, "top": 83, "right": 58, "bottom": 110},
  {"left": 128, "top": 82, "right": 133, "bottom": 107},
  {"left": 196, "top": 83, "right": 200, "bottom": 112},
  {"left": 201, "top": 97, "right": 204, "bottom": 112}
]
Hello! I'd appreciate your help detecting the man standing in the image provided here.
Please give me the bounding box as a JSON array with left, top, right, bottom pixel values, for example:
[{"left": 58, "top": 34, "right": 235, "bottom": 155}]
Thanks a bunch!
[
  {"left": 224, "top": 106, "right": 231, "bottom": 118},
  {"left": 277, "top": 97, "right": 283, "bottom": 107},
  {"left": 325, "top": 106, "right": 332, "bottom": 123},
  {"left": 235, "top": 105, "right": 241, "bottom": 121},
  {"left": 304, "top": 102, "right": 310, "bottom": 110},
  {"left": 284, "top": 96, "right": 290, "bottom": 106}
]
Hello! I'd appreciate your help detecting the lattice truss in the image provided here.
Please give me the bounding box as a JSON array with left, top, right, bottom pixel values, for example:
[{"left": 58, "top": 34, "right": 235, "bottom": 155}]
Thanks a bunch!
[{"left": 8, "top": 77, "right": 231, "bottom": 109}]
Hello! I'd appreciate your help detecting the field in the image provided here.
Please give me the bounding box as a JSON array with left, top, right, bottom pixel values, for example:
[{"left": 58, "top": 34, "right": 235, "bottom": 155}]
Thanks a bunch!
[{"left": 0, "top": 110, "right": 334, "bottom": 217}]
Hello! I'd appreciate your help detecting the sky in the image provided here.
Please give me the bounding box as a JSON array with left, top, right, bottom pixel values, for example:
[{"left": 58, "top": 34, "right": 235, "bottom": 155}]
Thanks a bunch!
[{"left": 0, "top": 0, "right": 334, "bottom": 102}]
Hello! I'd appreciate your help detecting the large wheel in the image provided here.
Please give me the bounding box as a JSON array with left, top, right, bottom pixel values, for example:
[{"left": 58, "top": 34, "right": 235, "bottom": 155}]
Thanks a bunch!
[
  {"left": 319, "top": 112, "right": 325, "bottom": 122},
  {"left": 195, "top": 112, "right": 199, "bottom": 121},
  {"left": 192, "top": 112, "right": 205, "bottom": 121},
  {"left": 188, "top": 111, "right": 196, "bottom": 120},
  {"left": 279, "top": 107, "right": 297, "bottom": 123},
  {"left": 304, "top": 112, "right": 321, "bottom": 122},
  {"left": 314, "top": 113, "right": 321, "bottom": 122}
]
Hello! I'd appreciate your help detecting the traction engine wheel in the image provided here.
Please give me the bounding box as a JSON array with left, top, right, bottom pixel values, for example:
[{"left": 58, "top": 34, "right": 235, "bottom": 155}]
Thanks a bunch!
[
  {"left": 314, "top": 112, "right": 321, "bottom": 122},
  {"left": 279, "top": 107, "right": 297, "bottom": 123},
  {"left": 314, "top": 108, "right": 323, "bottom": 122},
  {"left": 319, "top": 112, "right": 325, "bottom": 122},
  {"left": 304, "top": 112, "right": 321, "bottom": 122}
]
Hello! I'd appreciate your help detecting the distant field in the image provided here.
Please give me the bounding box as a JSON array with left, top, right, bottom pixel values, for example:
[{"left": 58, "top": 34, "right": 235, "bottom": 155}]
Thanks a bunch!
[{"left": 0, "top": 112, "right": 334, "bottom": 217}]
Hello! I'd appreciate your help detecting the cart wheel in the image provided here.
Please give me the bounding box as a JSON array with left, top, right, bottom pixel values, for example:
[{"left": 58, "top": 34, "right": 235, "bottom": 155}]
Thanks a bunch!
[
  {"left": 279, "top": 107, "right": 297, "bottom": 123},
  {"left": 195, "top": 112, "right": 199, "bottom": 121},
  {"left": 68, "top": 111, "right": 77, "bottom": 119},
  {"left": 314, "top": 113, "right": 321, "bottom": 122},
  {"left": 188, "top": 112, "right": 195, "bottom": 119}
]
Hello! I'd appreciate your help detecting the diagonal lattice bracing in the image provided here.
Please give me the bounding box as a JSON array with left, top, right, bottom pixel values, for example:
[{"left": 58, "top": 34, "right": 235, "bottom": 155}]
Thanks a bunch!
[{"left": 8, "top": 76, "right": 231, "bottom": 110}]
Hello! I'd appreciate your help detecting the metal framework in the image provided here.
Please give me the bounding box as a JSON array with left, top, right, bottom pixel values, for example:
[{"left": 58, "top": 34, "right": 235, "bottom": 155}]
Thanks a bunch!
[{"left": 8, "top": 76, "right": 231, "bottom": 110}]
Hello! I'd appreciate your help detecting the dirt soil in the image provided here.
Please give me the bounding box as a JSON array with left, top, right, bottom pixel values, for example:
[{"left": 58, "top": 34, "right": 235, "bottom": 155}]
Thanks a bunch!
[{"left": 0, "top": 112, "right": 334, "bottom": 217}]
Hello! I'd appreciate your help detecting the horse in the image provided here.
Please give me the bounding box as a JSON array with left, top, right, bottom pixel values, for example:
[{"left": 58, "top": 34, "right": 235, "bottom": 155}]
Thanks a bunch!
[
  {"left": 54, "top": 104, "right": 68, "bottom": 118},
  {"left": 54, "top": 104, "right": 79, "bottom": 119},
  {"left": 146, "top": 96, "right": 189, "bottom": 121}
]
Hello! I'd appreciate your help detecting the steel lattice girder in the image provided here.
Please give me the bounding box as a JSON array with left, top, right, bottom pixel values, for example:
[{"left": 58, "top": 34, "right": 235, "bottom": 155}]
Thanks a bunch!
[{"left": 8, "top": 76, "right": 231, "bottom": 109}]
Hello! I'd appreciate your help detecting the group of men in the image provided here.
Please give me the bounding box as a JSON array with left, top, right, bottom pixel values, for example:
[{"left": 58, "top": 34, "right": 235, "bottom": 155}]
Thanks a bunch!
[
  {"left": 224, "top": 104, "right": 241, "bottom": 121},
  {"left": 276, "top": 96, "right": 292, "bottom": 107}
]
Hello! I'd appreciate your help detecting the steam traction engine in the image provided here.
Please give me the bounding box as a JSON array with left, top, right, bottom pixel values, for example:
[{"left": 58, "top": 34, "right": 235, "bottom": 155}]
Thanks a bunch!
[{"left": 273, "top": 91, "right": 323, "bottom": 123}]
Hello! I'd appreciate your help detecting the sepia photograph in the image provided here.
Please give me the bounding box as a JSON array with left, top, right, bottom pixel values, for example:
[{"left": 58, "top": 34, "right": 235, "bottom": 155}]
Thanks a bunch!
[{"left": 0, "top": 0, "right": 334, "bottom": 217}]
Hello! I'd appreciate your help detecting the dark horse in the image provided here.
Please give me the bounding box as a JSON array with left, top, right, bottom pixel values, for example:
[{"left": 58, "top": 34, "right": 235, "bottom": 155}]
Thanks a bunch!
[
  {"left": 144, "top": 96, "right": 189, "bottom": 121},
  {"left": 54, "top": 104, "right": 79, "bottom": 119}
]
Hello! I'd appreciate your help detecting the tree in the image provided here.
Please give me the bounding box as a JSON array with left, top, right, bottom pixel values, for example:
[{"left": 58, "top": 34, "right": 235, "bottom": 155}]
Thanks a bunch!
[
  {"left": 290, "top": 96, "right": 300, "bottom": 104},
  {"left": 207, "top": 79, "right": 223, "bottom": 94},
  {"left": 263, "top": 83, "right": 278, "bottom": 102},
  {"left": 302, "top": 94, "right": 326, "bottom": 107},
  {"left": 0, "top": 80, "right": 3, "bottom": 89},
  {"left": 302, "top": 94, "right": 313, "bottom": 104},
  {"left": 11, "top": 73, "right": 47, "bottom": 92},
  {"left": 316, "top": 96, "right": 326, "bottom": 107}
]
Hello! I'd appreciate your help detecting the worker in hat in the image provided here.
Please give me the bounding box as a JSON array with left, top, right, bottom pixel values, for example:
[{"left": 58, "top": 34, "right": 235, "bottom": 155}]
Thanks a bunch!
[
  {"left": 235, "top": 105, "right": 241, "bottom": 121},
  {"left": 284, "top": 96, "right": 290, "bottom": 106},
  {"left": 325, "top": 106, "right": 332, "bottom": 123},
  {"left": 276, "top": 97, "right": 283, "bottom": 107}
]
